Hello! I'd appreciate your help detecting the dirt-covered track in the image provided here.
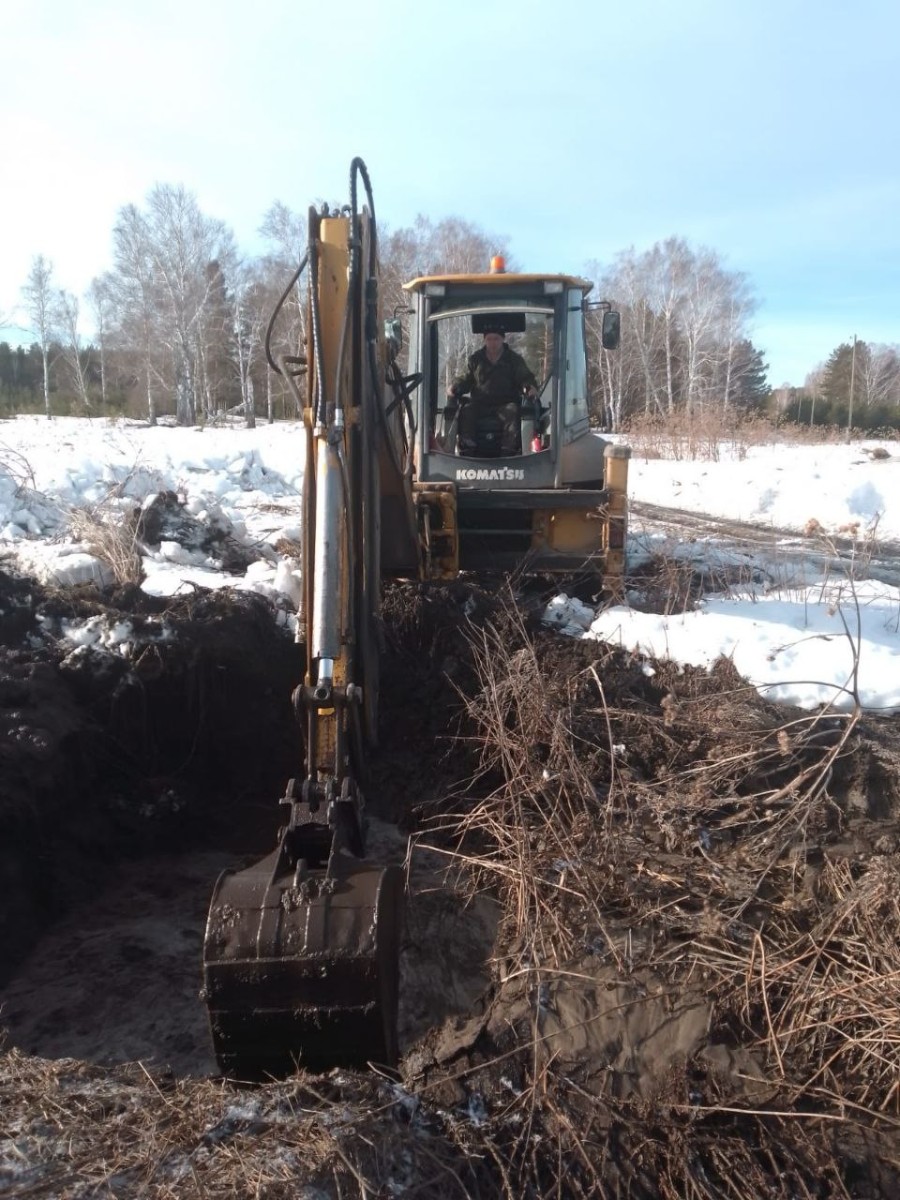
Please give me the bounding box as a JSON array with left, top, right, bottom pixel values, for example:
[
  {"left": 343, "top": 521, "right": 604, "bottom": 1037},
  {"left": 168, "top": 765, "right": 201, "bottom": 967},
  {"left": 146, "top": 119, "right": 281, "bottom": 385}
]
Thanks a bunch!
[{"left": 632, "top": 498, "right": 900, "bottom": 586}]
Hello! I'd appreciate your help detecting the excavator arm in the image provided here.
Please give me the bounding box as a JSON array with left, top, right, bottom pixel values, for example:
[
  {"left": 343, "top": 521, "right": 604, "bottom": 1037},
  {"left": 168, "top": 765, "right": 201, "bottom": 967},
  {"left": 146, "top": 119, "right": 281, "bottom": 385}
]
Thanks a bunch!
[
  {"left": 201, "top": 156, "right": 629, "bottom": 1078},
  {"left": 202, "top": 161, "right": 410, "bottom": 1078}
]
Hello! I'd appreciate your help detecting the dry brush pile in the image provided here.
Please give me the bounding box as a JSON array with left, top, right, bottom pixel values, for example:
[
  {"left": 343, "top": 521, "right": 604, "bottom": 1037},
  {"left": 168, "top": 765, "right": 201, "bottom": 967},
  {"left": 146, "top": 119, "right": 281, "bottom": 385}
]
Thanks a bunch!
[{"left": 404, "top": 601, "right": 900, "bottom": 1196}]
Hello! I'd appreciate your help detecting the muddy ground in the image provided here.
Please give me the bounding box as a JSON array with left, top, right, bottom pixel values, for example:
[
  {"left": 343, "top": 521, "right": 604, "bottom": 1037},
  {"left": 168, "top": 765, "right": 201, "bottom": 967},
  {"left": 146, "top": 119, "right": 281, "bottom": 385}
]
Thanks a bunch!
[{"left": 3, "top": 566, "right": 900, "bottom": 1197}]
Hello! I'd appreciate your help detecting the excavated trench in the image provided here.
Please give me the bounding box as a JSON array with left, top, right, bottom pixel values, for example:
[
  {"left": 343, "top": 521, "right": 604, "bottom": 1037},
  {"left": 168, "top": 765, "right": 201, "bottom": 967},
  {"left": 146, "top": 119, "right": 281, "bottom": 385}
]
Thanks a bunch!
[{"left": 0, "top": 572, "right": 500, "bottom": 1077}]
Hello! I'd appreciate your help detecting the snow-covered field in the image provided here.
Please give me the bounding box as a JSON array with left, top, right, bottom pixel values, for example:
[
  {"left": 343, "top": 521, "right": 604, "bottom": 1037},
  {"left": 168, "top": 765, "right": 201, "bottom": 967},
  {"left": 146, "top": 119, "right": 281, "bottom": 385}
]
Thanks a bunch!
[
  {"left": 2, "top": 415, "right": 899, "bottom": 712},
  {"left": 616, "top": 439, "right": 900, "bottom": 711},
  {"left": 628, "top": 440, "right": 900, "bottom": 537}
]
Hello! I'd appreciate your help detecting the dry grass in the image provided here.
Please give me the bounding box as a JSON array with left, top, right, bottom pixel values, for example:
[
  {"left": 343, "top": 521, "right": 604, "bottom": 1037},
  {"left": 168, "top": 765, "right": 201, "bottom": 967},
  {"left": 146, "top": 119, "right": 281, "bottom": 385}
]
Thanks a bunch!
[
  {"left": 68, "top": 506, "right": 143, "bottom": 586},
  {"left": 622, "top": 411, "right": 895, "bottom": 462},
  {"left": 623, "top": 410, "right": 778, "bottom": 461},
  {"left": 0, "top": 444, "right": 37, "bottom": 493},
  {"left": 408, "top": 598, "right": 900, "bottom": 1194},
  {"left": 0, "top": 1048, "right": 481, "bottom": 1199}
]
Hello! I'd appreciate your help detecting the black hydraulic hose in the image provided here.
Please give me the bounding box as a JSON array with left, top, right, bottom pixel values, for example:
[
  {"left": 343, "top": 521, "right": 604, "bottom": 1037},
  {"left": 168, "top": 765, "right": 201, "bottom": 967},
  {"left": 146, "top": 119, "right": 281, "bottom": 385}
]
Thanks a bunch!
[
  {"left": 349, "top": 158, "right": 414, "bottom": 480},
  {"left": 334, "top": 237, "right": 360, "bottom": 423},
  {"left": 349, "top": 157, "right": 376, "bottom": 257},
  {"left": 336, "top": 156, "right": 376, "bottom": 409},
  {"left": 264, "top": 253, "right": 309, "bottom": 375}
]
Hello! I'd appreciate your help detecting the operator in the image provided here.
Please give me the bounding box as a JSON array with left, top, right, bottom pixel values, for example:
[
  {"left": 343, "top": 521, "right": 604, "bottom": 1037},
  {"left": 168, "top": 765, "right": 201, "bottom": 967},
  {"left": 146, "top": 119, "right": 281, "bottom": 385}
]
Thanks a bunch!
[{"left": 446, "top": 326, "right": 538, "bottom": 456}]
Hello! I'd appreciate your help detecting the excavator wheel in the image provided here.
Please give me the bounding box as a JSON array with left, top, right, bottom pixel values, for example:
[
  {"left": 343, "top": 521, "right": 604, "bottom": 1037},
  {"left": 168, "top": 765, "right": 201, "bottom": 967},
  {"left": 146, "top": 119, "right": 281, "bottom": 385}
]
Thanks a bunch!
[{"left": 202, "top": 850, "right": 403, "bottom": 1079}]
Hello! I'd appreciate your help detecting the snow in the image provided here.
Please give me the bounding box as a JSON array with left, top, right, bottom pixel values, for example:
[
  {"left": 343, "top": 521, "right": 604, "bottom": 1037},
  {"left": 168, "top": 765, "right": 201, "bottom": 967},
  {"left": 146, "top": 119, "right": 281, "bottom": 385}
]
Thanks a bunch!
[
  {"left": 566, "top": 438, "right": 900, "bottom": 712},
  {"left": 626, "top": 441, "right": 900, "bottom": 538},
  {"left": 587, "top": 584, "right": 900, "bottom": 712},
  {"left": 1, "top": 415, "right": 899, "bottom": 713}
]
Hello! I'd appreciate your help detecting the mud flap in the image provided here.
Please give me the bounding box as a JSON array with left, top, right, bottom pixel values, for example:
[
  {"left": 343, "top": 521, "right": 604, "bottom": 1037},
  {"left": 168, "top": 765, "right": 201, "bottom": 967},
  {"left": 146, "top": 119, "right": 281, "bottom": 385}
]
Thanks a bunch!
[{"left": 202, "top": 851, "right": 403, "bottom": 1079}]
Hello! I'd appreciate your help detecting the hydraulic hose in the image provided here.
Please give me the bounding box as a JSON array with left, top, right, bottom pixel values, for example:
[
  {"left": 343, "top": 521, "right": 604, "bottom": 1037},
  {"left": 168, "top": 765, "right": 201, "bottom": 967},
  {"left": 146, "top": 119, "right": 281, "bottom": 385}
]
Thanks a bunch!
[
  {"left": 349, "top": 159, "right": 414, "bottom": 481},
  {"left": 264, "top": 253, "right": 309, "bottom": 376}
]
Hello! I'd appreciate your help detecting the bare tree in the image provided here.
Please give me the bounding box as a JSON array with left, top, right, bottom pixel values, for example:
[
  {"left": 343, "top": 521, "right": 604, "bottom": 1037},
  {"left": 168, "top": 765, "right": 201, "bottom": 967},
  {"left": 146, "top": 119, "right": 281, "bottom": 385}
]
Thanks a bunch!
[
  {"left": 87, "top": 274, "right": 115, "bottom": 412},
  {"left": 382, "top": 215, "right": 512, "bottom": 314},
  {"left": 195, "top": 259, "right": 236, "bottom": 421},
  {"left": 110, "top": 186, "right": 236, "bottom": 425},
  {"left": 594, "top": 238, "right": 761, "bottom": 425},
  {"left": 803, "top": 364, "right": 827, "bottom": 424},
  {"left": 596, "top": 254, "right": 666, "bottom": 417},
  {"left": 860, "top": 343, "right": 900, "bottom": 409},
  {"left": 146, "top": 185, "right": 237, "bottom": 425},
  {"left": 20, "top": 255, "right": 56, "bottom": 419},
  {"left": 111, "top": 204, "right": 163, "bottom": 424},
  {"left": 58, "top": 290, "right": 92, "bottom": 413},
  {"left": 231, "top": 261, "right": 276, "bottom": 429},
  {"left": 259, "top": 201, "right": 306, "bottom": 265}
]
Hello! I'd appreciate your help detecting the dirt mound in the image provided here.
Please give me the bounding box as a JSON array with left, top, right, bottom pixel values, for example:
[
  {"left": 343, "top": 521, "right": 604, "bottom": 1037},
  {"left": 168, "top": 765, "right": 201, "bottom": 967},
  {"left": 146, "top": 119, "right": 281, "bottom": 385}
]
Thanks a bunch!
[{"left": 3, "top": 571, "right": 900, "bottom": 1196}]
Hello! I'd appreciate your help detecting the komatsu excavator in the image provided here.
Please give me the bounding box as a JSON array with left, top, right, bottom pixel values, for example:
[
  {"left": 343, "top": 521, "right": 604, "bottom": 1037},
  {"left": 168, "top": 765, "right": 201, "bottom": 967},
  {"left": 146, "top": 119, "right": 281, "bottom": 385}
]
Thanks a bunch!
[{"left": 202, "top": 158, "right": 629, "bottom": 1077}]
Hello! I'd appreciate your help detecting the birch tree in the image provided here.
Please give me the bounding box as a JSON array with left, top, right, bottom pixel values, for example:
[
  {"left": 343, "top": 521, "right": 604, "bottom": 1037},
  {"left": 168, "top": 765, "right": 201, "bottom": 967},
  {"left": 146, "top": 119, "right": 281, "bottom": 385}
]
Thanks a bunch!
[
  {"left": 231, "top": 262, "right": 275, "bottom": 429},
  {"left": 20, "top": 255, "right": 56, "bottom": 419},
  {"left": 382, "top": 214, "right": 512, "bottom": 296},
  {"left": 87, "top": 274, "right": 114, "bottom": 411},
  {"left": 111, "top": 204, "right": 163, "bottom": 424},
  {"left": 599, "top": 251, "right": 671, "bottom": 416},
  {"left": 145, "top": 185, "right": 236, "bottom": 425},
  {"left": 58, "top": 290, "right": 92, "bottom": 413},
  {"left": 861, "top": 344, "right": 900, "bottom": 408},
  {"left": 195, "top": 259, "right": 236, "bottom": 421},
  {"left": 594, "top": 238, "right": 763, "bottom": 423},
  {"left": 111, "top": 186, "right": 236, "bottom": 425}
]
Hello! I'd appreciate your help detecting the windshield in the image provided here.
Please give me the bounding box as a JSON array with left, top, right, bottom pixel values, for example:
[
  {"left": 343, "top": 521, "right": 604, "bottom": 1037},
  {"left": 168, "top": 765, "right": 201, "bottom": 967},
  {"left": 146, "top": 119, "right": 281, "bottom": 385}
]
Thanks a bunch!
[
  {"left": 431, "top": 306, "right": 554, "bottom": 396},
  {"left": 427, "top": 305, "right": 556, "bottom": 459}
]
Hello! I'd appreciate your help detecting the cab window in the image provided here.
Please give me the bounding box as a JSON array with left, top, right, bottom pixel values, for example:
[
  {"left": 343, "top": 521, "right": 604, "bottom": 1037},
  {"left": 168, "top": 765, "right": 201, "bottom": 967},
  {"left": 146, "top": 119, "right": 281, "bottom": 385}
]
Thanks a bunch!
[
  {"left": 564, "top": 289, "right": 589, "bottom": 430},
  {"left": 428, "top": 305, "right": 554, "bottom": 457}
]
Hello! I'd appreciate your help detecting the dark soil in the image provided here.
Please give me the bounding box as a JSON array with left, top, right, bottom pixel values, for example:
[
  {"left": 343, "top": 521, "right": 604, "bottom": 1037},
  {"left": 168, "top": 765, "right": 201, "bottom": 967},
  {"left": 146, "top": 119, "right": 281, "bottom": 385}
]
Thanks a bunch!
[{"left": 0, "top": 572, "right": 303, "bottom": 983}]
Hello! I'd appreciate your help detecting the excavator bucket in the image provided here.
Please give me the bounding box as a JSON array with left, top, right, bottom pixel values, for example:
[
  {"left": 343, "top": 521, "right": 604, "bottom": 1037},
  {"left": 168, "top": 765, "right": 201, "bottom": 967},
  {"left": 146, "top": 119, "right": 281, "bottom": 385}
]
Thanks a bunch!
[{"left": 202, "top": 844, "right": 403, "bottom": 1079}]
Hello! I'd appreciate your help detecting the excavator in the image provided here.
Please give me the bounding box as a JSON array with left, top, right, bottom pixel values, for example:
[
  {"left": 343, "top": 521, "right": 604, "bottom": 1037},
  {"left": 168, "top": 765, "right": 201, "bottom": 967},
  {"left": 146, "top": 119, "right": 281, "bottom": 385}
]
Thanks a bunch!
[{"left": 201, "top": 158, "right": 629, "bottom": 1078}]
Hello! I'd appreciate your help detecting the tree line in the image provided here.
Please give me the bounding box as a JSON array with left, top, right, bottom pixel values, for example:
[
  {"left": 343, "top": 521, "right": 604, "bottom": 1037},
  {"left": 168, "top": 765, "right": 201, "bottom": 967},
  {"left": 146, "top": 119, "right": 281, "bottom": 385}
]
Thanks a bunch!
[
  {"left": 7, "top": 184, "right": 898, "bottom": 431},
  {"left": 775, "top": 341, "right": 900, "bottom": 432}
]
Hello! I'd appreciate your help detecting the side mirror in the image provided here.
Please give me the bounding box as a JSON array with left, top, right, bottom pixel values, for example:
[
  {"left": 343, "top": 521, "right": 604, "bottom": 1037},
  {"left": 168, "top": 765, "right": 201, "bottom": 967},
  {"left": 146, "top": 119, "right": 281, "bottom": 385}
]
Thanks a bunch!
[
  {"left": 384, "top": 317, "right": 403, "bottom": 352},
  {"left": 601, "top": 310, "right": 621, "bottom": 351}
]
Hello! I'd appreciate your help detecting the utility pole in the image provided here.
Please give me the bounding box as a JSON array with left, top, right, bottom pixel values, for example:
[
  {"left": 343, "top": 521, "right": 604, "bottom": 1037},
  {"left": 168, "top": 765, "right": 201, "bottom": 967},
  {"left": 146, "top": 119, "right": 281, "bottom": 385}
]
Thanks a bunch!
[{"left": 847, "top": 334, "right": 857, "bottom": 439}]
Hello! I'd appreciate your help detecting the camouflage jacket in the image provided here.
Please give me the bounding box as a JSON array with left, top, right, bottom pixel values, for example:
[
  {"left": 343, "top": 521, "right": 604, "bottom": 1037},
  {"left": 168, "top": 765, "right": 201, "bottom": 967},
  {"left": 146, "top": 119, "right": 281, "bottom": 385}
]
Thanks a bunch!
[{"left": 450, "top": 345, "right": 537, "bottom": 405}]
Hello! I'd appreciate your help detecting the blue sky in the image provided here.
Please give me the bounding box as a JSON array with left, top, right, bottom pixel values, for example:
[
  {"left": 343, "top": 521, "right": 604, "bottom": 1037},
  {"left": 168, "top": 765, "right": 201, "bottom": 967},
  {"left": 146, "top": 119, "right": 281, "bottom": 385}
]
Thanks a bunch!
[{"left": 2, "top": 0, "right": 898, "bottom": 386}]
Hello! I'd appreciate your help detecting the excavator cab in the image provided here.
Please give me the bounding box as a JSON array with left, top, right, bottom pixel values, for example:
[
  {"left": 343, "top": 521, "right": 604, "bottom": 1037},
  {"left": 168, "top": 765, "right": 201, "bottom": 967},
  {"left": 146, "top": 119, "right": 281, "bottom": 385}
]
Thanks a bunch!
[{"left": 404, "top": 269, "right": 629, "bottom": 580}]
